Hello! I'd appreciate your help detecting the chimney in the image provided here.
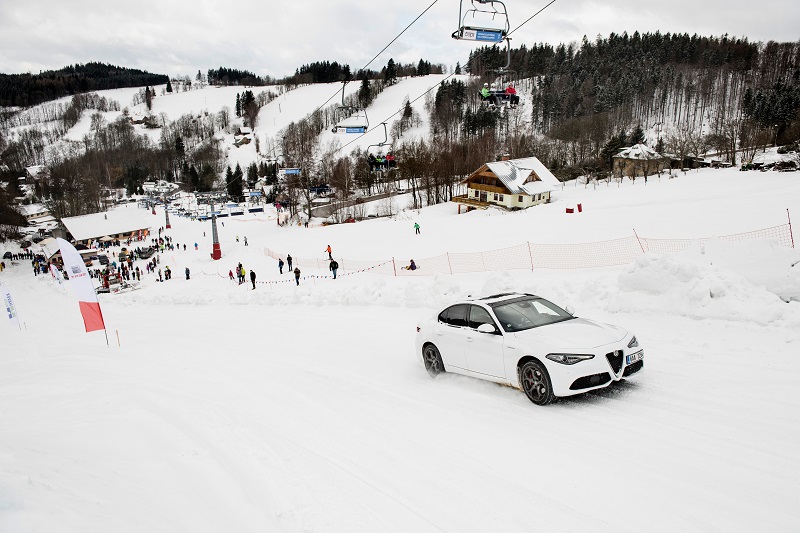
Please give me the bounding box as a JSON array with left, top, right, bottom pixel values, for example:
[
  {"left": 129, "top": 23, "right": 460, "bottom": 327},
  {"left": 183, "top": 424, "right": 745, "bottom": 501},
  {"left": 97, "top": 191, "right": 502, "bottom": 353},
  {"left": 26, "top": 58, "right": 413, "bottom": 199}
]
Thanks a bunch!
[{"left": 501, "top": 153, "right": 510, "bottom": 161}]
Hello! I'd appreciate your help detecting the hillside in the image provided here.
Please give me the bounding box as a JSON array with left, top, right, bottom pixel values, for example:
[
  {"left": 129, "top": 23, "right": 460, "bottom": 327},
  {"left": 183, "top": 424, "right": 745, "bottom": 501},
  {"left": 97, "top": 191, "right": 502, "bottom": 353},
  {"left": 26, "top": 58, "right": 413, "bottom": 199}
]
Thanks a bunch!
[{"left": 0, "top": 62, "right": 169, "bottom": 107}]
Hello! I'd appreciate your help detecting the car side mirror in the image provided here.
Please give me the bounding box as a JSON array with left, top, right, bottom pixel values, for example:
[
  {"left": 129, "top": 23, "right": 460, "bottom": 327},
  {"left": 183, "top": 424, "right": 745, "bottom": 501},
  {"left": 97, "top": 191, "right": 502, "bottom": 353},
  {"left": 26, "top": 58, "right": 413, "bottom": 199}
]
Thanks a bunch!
[
  {"left": 565, "top": 305, "right": 575, "bottom": 316},
  {"left": 477, "top": 323, "right": 496, "bottom": 334}
]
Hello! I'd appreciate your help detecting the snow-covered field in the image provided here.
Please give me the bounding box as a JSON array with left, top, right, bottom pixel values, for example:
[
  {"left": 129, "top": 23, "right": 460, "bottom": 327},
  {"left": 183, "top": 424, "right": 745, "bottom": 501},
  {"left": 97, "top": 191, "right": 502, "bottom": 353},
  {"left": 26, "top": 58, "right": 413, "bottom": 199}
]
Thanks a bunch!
[{"left": 2, "top": 166, "right": 800, "bottom": 532}]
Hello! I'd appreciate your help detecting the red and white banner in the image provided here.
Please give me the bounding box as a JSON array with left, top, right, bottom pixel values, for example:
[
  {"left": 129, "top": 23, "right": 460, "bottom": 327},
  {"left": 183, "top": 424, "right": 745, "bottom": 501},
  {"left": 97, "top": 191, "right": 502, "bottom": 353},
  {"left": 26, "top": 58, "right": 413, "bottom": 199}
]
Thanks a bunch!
[
  {"left": 50, "top": 263, "right": 64, "bottom": 285},
  {"left": 2, "top": 285, "right": 20, "bottom": 329},
  {"left": 57, "top": 238, "right": 106, "bottom": 333}
]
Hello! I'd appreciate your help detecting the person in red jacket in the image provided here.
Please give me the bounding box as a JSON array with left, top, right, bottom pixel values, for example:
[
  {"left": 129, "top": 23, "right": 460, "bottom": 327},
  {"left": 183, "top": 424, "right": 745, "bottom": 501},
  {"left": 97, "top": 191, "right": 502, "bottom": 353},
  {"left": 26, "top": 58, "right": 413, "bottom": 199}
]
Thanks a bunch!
[{"left": 505, "top": 83, "right": 520, "bottom": 106}]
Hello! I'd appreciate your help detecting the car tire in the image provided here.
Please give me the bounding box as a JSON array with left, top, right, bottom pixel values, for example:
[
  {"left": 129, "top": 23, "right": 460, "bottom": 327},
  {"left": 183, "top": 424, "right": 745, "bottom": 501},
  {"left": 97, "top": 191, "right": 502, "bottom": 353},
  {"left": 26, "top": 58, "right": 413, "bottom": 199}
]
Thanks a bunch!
[
  {"left": 423, "top": 344, "right": 446, "bottom": 378},
  {"left": 519, "top": 360, "right": 555, "bottom": 406}
]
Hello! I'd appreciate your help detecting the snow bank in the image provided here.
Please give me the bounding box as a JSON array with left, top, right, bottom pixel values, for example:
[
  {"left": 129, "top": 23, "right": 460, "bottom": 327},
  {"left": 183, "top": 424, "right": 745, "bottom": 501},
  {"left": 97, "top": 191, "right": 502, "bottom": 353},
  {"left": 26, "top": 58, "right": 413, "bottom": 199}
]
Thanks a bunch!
[{"left": 612, "top": 240, "right": 800, "bottom": 326}]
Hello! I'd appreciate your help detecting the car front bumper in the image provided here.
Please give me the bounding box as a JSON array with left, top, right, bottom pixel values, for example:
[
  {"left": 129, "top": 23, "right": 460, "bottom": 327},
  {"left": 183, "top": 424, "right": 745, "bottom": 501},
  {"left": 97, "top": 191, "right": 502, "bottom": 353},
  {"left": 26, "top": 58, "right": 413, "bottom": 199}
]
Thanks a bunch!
[{"left": 545, "top": 347, "right": 644, "bottom": 397}]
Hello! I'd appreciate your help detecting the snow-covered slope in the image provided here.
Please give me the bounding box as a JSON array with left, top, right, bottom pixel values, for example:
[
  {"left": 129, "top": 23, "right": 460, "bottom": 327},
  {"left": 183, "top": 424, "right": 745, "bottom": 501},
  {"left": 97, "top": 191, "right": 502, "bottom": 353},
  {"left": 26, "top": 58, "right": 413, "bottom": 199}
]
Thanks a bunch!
[{"left": 1, "top": 164, "right": 799, "bottom": 532}]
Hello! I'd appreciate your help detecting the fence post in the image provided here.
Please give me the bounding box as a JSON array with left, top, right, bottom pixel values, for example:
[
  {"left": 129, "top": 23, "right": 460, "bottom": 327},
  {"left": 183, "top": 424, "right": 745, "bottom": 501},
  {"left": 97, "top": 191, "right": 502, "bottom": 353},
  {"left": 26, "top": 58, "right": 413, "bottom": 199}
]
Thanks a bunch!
[
  {"left": 527, "top": 241, "right": 535, "bottom": 271},
  {"left": 788, "top": 209, "right": 795, "bottom": 248},
  {"left": 446, "top": 253, "right": 453, "bottom": 274},
  {"left": 632, "top": 228, "right": 646, "bottom": 253},
  {"left": 392, "top": 257, "right": 397, "bottom": 276}
]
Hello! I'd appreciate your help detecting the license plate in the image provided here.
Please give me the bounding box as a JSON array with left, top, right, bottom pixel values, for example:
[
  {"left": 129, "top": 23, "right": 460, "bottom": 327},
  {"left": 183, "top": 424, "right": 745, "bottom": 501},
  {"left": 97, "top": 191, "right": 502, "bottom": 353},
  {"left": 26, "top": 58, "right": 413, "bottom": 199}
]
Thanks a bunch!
[{"left": 626, "top": 350, "right": 643, "bottom": 365}]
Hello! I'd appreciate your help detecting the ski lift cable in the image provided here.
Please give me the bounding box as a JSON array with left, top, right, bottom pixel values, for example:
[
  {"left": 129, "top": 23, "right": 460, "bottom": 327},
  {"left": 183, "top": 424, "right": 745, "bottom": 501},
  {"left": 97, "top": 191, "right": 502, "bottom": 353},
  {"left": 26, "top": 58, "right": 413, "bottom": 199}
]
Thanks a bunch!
[
  {"left": 310, "top": 0, "right": 441, "bottom": 117},
  {"left": 507, "top": 0, "right": 558, "bottom": 36}
]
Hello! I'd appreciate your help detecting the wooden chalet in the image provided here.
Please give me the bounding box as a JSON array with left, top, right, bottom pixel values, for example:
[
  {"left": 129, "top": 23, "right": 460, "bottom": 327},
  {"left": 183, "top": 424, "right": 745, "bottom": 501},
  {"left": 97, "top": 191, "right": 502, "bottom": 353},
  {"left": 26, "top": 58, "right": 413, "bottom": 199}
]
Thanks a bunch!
[{"left": 452, "top": 156, "right": 560, "bottom": 213}]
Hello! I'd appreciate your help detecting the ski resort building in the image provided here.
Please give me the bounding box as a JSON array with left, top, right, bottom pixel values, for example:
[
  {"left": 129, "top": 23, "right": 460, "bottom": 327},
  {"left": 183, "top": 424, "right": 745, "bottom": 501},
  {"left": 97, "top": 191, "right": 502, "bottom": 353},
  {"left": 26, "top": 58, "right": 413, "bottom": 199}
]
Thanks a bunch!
[
  {"left": 452, "top": 156, "right": 560, "bottom": 213},
  {"left": 613, "top": 144, "right": 665, "bottom": 178},
  {"left": 61, "top": 208, "right": 153, "bottom": 245}
]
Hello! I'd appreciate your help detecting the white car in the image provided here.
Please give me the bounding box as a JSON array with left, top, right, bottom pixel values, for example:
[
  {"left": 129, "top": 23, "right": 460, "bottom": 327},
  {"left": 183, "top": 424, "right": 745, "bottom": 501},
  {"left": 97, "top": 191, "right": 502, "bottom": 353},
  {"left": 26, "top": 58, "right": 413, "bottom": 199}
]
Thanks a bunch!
[{"left": 415, "top": 293, "right": 643, "bottom": 405}]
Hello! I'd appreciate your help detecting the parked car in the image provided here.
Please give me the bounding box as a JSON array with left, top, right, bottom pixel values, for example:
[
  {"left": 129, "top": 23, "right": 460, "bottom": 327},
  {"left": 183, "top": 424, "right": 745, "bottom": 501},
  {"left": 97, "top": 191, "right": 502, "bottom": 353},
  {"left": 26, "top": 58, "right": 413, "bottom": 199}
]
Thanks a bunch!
[
  {"left": 138, "top": 246, "right": 155, "bottom": 259},
  {"left": 98, "top": 254, "right": 109, "bottom": 265},
  {"left": 3, "top": 251, "right": 12, "bottom": 259},
  {"left": 415, "top": 293, "right": 644, "bottom": 406}
]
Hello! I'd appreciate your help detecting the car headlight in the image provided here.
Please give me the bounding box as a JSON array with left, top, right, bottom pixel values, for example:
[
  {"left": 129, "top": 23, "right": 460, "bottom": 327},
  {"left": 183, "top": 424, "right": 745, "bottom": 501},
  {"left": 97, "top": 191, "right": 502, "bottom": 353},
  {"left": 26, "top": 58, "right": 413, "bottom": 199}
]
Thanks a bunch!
[
  {"left": 546, "top": 353, "right": 595, "bottom": 365},
  {"left": 627, "top": 336, "right": 639, "bottom": 348}
]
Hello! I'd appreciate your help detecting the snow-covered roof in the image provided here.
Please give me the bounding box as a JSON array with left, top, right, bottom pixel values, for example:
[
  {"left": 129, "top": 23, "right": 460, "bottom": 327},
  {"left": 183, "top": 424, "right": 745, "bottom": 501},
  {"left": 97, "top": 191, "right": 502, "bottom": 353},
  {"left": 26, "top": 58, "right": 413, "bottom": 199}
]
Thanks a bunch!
[
  {"left": 18, "top": 203, "right": 49, "bottom": 217},
  {"left": 481, "top": 157, "right": 561, "bottom": 195},
  {"left": 61, "top": 208, "right": 153, "bottom": 242},
  {"left": 615, "top": 144, "right": 663, "bottom": 160},
  {"left": 25, "top": 165, "right": 47, "bottom": 178}
]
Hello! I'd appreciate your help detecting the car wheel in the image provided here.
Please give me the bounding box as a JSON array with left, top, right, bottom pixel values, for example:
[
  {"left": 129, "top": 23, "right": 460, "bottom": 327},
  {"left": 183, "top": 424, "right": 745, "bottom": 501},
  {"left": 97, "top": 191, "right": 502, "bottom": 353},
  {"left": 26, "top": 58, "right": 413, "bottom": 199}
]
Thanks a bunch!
[
  {"left": 519, "top": 360, "right": 555, "bottom": 406},
  {"left": 423, "top": 344, "right": 446, "bottom": 378}
]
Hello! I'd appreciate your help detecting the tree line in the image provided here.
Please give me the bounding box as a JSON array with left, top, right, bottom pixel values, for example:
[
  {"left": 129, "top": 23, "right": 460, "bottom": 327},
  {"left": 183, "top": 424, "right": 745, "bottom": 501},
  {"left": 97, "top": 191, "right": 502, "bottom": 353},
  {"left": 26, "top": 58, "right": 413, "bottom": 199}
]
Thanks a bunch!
[{"left": 0, "top": 62, "right": 168, "bottom": 107}]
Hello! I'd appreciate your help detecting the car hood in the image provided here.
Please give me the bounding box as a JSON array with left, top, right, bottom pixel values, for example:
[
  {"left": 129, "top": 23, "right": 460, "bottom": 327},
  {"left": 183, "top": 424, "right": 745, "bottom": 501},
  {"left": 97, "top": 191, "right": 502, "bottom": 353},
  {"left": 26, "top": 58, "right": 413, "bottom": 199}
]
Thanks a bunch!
[{"left": 512, "top": 318, "right": 627, "bottom": 348}]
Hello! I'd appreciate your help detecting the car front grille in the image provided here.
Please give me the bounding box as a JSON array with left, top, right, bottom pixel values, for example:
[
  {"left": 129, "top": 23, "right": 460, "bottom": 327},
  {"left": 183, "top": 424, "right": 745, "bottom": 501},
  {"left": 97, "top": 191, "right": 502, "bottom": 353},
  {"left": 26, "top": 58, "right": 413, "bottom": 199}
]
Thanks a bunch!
[
  {"left": 569, "top": 372, "right": 611, "bottom": 390},
  {"left": 623, "top": 360, "right": 644, "bottom": 377},
  {"left": 606, "top": 350, "right": 624, "bottom": 374}
]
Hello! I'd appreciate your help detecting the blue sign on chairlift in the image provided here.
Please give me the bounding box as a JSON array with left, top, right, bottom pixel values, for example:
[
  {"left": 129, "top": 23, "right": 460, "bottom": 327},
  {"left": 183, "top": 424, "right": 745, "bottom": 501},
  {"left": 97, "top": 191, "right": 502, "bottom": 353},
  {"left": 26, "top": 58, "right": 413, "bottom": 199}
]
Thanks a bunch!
[
  {"left": 249, "top": 191, "right": 262, "bottom": 197},
  {"left": 282, "top": 168, "right": 301, "bottom": 175},
  {"left": 460, "top": 27, "right": 503, "bottom": 42}
]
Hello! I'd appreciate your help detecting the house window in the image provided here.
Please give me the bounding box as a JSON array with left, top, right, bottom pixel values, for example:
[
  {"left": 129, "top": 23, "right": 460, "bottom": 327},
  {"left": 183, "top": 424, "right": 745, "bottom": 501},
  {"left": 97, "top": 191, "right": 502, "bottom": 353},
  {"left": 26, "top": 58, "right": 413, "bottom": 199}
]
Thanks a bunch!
[
  {"left": 474, "top": 189, "right": 479, "bottom": 197},
  {"left": 493, "top": 193, "right": 499, "bottom": 201},
  {"left": 499, "top": 194, "right": 504, "bottom": 202},
  {"left": 519, "top": 195, "right": 524, "bottom": 202}
]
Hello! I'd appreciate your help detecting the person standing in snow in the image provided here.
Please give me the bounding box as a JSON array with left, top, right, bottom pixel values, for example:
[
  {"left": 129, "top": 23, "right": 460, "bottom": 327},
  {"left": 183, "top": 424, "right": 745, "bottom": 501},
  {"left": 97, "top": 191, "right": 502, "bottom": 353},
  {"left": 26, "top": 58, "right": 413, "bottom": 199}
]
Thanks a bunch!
[
  {"left": 293, "top": 267, "right": 301, "bottom": 286},
  {"left": 185, "top": 267, "right": 190, "bottom": 280},
  {"left": 414, "top": 222, "right": 420, "bottom": 235},
  {"left": 229, "top": 269, "right": 234, "bottom": 281},
  {"left": 325, "top": 244, "right": 332, "bottom": 260},
  {"left": 278, "top": 258, "right": 284, "bottom": 274},
  {"left": 250, "top": 270, "right": 256, "bottom": 290},
  {"left": 329, "top": 258, "right": 339, "bottom": 279},
  {"left": 287, "top": 254, "right": 293, "bottom": 271},
  {"left": 244, "top": 236, "right": 248, "bottom": 246}
]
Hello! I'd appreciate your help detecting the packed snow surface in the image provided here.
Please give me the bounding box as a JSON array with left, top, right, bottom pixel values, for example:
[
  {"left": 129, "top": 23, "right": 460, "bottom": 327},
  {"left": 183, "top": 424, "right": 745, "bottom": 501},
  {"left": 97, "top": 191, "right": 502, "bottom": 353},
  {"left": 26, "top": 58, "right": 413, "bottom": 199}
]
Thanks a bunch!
[{"left": 2, "top": 166, "right": 800, "bottom": 532}]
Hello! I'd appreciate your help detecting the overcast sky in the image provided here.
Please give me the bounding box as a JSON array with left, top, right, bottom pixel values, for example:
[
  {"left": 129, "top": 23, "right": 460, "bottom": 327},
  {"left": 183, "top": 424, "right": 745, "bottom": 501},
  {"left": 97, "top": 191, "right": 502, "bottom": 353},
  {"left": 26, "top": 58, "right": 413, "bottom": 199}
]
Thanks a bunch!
[{"left": 1, "top": 0, "right": 797, "bottom": 79}]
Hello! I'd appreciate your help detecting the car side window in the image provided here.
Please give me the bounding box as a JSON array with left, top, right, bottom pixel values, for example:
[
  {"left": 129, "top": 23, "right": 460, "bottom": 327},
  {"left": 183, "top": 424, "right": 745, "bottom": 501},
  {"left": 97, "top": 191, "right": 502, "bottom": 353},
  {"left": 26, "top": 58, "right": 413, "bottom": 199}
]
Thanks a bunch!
[
  {"left": 468, "top": 305, "right": 497, "bottom": 331},
  {"left": 440, "top": 304, "right": 468, "bottom": 327}
]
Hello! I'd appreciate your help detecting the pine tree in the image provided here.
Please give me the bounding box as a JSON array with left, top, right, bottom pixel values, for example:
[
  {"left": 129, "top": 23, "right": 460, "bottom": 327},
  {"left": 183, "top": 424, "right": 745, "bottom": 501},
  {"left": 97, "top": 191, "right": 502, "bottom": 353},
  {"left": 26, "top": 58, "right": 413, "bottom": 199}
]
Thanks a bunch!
[
  {"left": 631, "top": 125, "right": 645, "bottom": 145},
  {"left": 385, "top": 59, "right": 398, "bottom": 85},
  {"left": 358, "top": 78, "right": 372, "bottom": 107},
  {"left": 247, "top": 162, "right": 258, "bottom": 187},
  {"left": 174, "top": 136, "right": 185, "bottom": 159},
  {"left": 166, "top": 79, "right": 173, "bottom": 93},
  {"left": 235, "top": 93, "right": 241, "bottom": 117},
  {"left": 455, "top": 62, "right": 462, "bottom": 75}
]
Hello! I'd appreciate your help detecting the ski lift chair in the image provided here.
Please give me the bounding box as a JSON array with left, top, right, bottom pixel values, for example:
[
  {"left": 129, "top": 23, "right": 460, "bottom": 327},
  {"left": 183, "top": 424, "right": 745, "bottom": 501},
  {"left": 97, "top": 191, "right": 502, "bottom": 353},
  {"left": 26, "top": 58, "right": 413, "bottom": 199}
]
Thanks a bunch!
[
  {"left": 452, "top": 0, "right": 510, "bottom": 43},
  {"left": 332, "top": 106, "right": 369, "bottom": 134},
  {"left": 331, "top": 80, "right": 369, "bottom": 134},
  {"left": 367, "top": 122, "right": 393, "bottom": 172}
]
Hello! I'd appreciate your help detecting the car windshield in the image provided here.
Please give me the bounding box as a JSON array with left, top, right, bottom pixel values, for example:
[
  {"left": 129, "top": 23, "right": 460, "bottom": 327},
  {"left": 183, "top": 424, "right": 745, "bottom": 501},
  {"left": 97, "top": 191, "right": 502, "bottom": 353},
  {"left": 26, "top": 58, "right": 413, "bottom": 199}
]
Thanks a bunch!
[{"left": 491, "top": 297, "right": 574, "bottom": 332}]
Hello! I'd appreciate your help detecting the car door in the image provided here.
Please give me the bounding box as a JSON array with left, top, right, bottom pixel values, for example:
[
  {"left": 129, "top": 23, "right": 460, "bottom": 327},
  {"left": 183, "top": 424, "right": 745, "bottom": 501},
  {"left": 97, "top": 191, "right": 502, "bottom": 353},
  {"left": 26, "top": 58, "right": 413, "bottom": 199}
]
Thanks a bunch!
[
  {"left": 464, "top": 304, "right": 507, "bottom": 379},
  {"left": 432, "top": 304, "right": 469, "bottom": 371}
]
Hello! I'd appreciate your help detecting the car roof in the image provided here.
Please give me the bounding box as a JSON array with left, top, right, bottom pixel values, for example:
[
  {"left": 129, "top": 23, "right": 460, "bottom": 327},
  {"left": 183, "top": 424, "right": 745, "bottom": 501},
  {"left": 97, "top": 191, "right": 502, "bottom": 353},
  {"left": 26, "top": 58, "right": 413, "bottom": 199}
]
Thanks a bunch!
[{"left": 469, "top": 292, "right": 539, "bottom": 304}]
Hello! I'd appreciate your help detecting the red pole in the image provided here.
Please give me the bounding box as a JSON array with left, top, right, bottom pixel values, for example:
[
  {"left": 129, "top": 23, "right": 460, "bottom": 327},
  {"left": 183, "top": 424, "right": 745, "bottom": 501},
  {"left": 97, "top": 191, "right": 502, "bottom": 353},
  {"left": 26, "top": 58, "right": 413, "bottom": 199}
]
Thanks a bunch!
[{"left": 788, "top": 209, "right": 795, "bottom": 248}]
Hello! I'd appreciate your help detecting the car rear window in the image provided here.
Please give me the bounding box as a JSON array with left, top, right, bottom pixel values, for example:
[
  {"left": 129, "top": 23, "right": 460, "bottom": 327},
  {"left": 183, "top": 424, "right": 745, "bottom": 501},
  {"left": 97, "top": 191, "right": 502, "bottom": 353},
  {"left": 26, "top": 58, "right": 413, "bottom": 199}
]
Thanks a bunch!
[{"left": 438, "top": 304, "right": 468, "bottom": 327}]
